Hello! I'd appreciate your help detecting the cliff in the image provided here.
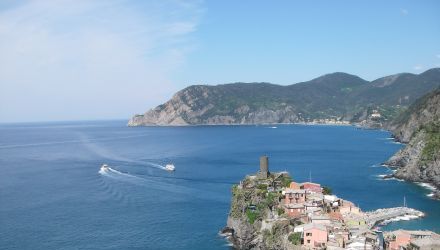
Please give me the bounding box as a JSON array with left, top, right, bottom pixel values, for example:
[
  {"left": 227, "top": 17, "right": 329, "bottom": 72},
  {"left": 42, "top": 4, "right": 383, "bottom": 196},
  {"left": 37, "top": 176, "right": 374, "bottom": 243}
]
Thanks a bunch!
[
  {"left": 385, "top": 89, "right": 440, "bottom": 197},
  {"left": 222, "top": 172, "right": 298, "bottom": 250},
  {"left": 128, "top": 68, "right": 440, "bottom": 126}
]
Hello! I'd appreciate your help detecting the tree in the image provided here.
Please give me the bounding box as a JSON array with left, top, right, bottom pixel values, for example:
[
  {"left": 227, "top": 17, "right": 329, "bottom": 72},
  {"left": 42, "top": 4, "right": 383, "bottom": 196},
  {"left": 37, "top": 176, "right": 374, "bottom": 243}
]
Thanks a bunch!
[
  {"left": 288, "top": 232, "right": 302, "bottom": 245},
  {"left": 322, "top": 186, "right": 332, "bottom": 195}
]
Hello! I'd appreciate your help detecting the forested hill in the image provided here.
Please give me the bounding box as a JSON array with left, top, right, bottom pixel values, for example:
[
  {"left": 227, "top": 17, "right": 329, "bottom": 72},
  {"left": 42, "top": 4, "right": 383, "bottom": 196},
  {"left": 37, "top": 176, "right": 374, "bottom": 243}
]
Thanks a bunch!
[{"left": 128, "top": 68, "right": 440, "bottom": 126}]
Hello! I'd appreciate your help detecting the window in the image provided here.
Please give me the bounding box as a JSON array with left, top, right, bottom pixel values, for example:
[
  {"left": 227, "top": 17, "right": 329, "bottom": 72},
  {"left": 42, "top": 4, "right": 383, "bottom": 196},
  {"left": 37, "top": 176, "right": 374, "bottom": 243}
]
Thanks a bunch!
[
  {"left": 306, "top": 233, "right": 312, "bottom": 236},
  {"left": 307, "top": 240, "right": 310, "bottom": 243}
]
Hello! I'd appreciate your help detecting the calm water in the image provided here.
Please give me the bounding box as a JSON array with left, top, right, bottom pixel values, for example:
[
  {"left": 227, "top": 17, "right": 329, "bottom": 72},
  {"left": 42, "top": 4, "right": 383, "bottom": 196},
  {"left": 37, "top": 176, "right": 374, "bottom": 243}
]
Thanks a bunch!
[{"left": 1, "top": 121, "right": 439, "bottom": 249}]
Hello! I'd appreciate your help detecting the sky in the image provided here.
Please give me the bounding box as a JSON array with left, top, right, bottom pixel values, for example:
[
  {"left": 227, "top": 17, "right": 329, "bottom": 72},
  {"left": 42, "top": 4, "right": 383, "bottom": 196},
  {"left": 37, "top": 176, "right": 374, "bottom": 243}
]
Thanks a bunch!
[{"left": 0, "top": 0, "right": 439, "bottom": 123}]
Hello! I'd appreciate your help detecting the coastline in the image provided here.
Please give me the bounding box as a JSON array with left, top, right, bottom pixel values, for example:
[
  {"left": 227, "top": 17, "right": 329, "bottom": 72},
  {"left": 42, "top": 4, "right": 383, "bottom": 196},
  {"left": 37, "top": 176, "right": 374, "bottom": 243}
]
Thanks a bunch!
[
  {"left": 127, "top": 121, "right": 355, "bottom": 127},
  {"left": 379, "top": 164, "right": 440, "bottom": 200}
]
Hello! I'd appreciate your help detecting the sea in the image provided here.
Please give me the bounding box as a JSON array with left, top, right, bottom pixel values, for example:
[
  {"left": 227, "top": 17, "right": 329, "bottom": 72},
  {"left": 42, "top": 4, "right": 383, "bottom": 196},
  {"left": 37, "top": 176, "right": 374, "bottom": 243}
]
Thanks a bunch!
[{"left": 0, "top": 120, "right": 439, "bottom": 250}]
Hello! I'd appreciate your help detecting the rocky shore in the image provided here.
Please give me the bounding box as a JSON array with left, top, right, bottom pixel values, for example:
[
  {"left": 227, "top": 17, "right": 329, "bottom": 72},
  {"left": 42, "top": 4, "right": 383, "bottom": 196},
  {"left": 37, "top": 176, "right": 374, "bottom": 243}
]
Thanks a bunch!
[{"left": 383, "top": 89, "right": 440, "bottom": 199}]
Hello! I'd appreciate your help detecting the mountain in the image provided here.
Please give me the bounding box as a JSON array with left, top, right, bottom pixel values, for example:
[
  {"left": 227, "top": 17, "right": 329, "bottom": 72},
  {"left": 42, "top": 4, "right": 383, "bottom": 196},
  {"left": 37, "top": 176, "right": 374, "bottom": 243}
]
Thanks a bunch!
[
  {"left": 128, "top": 68, "right": 440, "bottom": 126},
  {"left": 385, "top": 88, "right": 440, "bottom": 197}
]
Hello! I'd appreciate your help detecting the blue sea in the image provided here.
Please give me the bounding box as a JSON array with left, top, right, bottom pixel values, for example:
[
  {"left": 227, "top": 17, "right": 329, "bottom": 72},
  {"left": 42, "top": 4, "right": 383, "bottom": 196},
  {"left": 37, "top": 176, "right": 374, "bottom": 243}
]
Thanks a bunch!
[{"left": 1, "top": 121, "right": 439, "bottom": 249}]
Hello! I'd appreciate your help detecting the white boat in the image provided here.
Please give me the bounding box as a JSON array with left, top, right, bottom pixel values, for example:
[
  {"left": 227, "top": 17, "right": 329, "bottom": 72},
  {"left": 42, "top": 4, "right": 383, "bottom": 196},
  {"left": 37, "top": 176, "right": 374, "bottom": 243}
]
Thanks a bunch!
[
  {"left": 165, "top": 164, "right": 175, "bottom": 171},
  {"left": 100, "top": 164, "right": 109, "bottom": 171}
]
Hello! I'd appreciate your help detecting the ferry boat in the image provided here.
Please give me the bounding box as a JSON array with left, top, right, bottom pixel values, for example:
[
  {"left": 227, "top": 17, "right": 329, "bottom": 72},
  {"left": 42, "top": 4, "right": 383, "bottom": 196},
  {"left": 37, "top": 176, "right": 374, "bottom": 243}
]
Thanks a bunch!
[
  {"left": 100, "top": 164, "right": 109, "bottom": 171},
  {"left": 165, "top": 164, "right": 175, "bottom": 171}
]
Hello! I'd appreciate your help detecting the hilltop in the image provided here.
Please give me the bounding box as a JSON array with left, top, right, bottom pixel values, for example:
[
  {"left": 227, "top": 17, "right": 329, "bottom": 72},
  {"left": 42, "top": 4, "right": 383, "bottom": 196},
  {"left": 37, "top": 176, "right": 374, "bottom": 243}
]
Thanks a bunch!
[{"left": 128, "top": 68, "right": 440, "bottom": 126}]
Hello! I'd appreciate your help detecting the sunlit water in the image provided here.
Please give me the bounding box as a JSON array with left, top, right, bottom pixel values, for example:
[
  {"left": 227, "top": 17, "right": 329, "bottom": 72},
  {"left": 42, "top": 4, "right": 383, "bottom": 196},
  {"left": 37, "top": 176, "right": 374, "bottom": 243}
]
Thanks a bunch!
[{"left": 0, "top": 121, "right": 438, "bottom": 249}]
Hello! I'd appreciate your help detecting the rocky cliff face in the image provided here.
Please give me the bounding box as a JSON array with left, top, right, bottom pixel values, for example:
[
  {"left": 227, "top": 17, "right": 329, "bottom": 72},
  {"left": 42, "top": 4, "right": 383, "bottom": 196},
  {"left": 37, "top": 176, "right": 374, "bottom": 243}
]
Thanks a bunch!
[
  {"left": 128, "top": 68, "right": 440, "bottom": 126},
  {"left": 385, "top": 89, "right": 440, "bottom": 197},
  {"left": 222, "top": 173, "right": 296, "bottom": 250},
  {"left": 387, "top": 89, "right": 440, "bottom": 143},
  {"left": 128, "top": 85, "right": 302, "bottom": 126}
]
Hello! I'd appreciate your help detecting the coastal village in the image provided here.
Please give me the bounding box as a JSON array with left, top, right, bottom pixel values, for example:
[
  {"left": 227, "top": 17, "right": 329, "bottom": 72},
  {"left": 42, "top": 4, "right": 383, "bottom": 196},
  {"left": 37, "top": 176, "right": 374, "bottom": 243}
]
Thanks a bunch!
[{"left": 223, "top": 156, "right": 440, "bottom": 250}]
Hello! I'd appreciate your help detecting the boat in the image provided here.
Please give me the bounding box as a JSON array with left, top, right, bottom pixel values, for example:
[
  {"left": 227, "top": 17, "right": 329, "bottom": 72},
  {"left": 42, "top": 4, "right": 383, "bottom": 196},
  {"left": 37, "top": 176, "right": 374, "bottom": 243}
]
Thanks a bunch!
[
  {"left": 100, "top": 164, "right": 109, "bottom": 171},
  {"left": 165, "top": 164, "right": 175, "bottom": 171}
]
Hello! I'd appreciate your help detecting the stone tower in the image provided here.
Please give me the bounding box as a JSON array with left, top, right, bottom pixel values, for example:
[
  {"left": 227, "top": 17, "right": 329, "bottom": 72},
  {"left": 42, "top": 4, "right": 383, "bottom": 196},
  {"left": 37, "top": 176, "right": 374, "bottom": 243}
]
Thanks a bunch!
[{"left": 259, "top": 156, "right": 269, "bottom": 178}]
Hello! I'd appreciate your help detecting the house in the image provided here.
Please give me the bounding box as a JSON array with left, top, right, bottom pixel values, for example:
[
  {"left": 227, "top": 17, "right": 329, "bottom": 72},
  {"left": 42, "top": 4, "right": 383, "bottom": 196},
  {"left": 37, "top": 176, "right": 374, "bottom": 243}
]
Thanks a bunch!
[
  {"left": 285, "top": 203, "right": 305, "bottom": 217},
  {"left": 304, "top": 201, "right": 322, "bottom": 216},
  {"left": 344, "top": 217, "right": 366, "bottom": 227},
  {"left": 387, "top": 230, "right": 411, "bottom": 250},
  {"left": 409, "top": 237, "right": 440, "bottom": 250},
  {"left": 310, "top": 215, "right": 331, "bottom": 224},
  {"left": 339, "top": 200, "right": 361, "bottom": 215},
  {"left": 301, "top": 182, "right": 322, "bottom": 193},
  {"left": 289, "top": 181, "right": 300, "bottom": 189},
  {"left": 308, "top": 193, "right": 325, "bottom": 204},
  {"left": 387, "top": 230, "right": 440, "bottom": 250},
  {"left": 284, "top": 188, "right": 307, "bottom": 204},
  {"left": 328, "top": 211, "right": 344, "bottom": 222},
  {"left": 303, "top": 223, "right": 328, "bottom": 249},
  {"left": 327, "top": 228, "right": 350, "bottom": 249}
]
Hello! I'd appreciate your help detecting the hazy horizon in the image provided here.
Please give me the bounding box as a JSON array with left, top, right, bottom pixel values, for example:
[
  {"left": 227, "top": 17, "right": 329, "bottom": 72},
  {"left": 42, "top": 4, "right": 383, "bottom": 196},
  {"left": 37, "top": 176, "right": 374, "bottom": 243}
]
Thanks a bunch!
[{"left": 1, "top": 0, "right": 439, "bottom": 123}]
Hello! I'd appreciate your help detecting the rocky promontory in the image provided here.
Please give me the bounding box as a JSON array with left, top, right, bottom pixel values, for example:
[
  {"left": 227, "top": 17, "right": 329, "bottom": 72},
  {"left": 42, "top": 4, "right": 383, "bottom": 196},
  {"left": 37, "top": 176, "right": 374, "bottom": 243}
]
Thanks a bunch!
[
  {"left": 222, "top": 157, "right": 428, "bottom": 249},
  {"left": 385, "top": 89, "right": 440, "bottom": 198}
]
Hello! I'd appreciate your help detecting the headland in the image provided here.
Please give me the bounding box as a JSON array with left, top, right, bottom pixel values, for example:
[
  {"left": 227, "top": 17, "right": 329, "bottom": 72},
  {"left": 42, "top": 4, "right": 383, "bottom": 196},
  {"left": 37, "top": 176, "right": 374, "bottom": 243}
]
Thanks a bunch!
[{"left": 221, "top": 156, "right": 439, "bottom": 249}]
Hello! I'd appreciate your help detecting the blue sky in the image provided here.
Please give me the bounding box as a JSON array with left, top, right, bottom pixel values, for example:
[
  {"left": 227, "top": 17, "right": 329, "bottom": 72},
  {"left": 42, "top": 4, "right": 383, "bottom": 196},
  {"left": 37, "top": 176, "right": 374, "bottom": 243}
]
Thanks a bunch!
[{"left": 0, "top": 0, "right": 439, "bottom": 122}]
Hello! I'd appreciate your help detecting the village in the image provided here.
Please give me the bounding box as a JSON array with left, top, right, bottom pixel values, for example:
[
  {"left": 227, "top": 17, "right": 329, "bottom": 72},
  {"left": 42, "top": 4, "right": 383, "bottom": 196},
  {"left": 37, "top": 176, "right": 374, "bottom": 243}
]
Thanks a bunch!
[{"left": 224, "top": 156, "right": 440, "bottom": 250}]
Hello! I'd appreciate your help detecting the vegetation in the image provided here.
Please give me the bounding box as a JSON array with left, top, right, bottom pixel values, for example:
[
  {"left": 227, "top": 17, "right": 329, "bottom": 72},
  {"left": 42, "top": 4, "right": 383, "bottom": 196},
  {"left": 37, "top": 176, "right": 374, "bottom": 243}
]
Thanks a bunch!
[
  {"left": 262, "top": 222, "right": 289, "bottom": 249},
  {"left": 257, "top": 183, "right": 268, "bottom": 191},
  {"left": 322, "top": 186, "right": 332, "bottom": 195},
  {"left": 281, "top": 175, "right": 293, "bottom": 188},
  {"left": 264, "top": 192, "right": 279, "bottom": 210},
  {"left": 288, "top": 232, "right": 302, "bottom": 245},
  {"left": 277, "top": 207, "right": 285, "bottom": 216},
  {"left": 421, "top": 121, "right": 440, "bottom": 162},
  {"left": 246, "top": 209, "right": 258, "bottom": 224},
  {"left": 391, "top": 88, "right": 440, "bottom": 130},
  {"left": 144, "top": 70, "right": 440, "bottom": 125}
]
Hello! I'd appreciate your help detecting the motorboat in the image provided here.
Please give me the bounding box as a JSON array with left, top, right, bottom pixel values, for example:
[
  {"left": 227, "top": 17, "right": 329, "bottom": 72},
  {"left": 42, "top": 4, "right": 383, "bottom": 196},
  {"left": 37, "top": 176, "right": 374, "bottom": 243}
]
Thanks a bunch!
[
  {"left": 100, "top": 164, "right": 109, "bottom": 171},
  {"left": 165, "top": 164, "right": 175, "bottom": 171}
]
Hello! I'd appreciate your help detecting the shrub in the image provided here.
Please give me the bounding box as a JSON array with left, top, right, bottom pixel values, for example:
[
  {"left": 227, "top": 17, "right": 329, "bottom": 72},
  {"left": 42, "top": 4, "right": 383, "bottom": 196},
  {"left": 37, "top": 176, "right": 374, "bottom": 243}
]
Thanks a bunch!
[
  {"left": 322, "top": 186, "right": 332, "bottom": 195},
  {"left": 421, "top": 122, "right": 440, "bottom": 162},
  {"left": 246, "top": 209, "right": 258, "bottom": 224},
  {"left": 288, "top": 232, "right": 302, "bottom": 245},
  {"left": 277, "top": 207, "right": 285, "bottom": 216},
  {"left": 281, "top": 175, "right": 293, "bottom": 187}
]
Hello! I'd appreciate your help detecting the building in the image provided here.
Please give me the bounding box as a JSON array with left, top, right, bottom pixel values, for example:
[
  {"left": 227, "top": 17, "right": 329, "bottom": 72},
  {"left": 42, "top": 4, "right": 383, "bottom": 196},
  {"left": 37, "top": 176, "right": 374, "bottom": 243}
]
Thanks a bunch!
[
  {"left": 388, "top": 230, "right": 411, "bottom": 250},
  {"left": 285, "top": 203, "right": 305, "bottom": 217},
  {"left": 284, "top": 189, "right": 307, "bottom": 204},
  {"left": 301, "top": 182, "right": 322, "bottom": 193},
  {"left": 303, "top": 223, "right": 328, "bottom": 249},
  {"left": 409, "top": 237, "right": 440, "bottom": 249},
  {"left": 310, "top": 215, "right": 331, "bottom": 225},
  {"left": 339, "top": 200, "right": 361, "bottom": 215},
  {"left": 387, "top": 230, "right": 440, "bottom": 250},
  {"left": 289, "top": 181, "right": 300, "bottom": 189}
]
